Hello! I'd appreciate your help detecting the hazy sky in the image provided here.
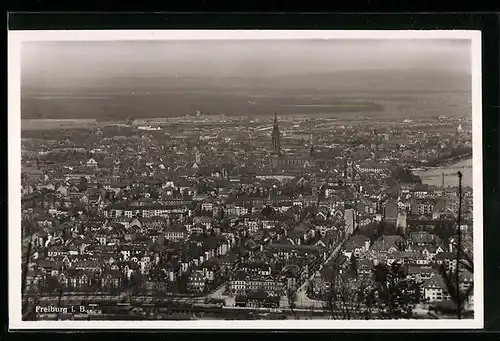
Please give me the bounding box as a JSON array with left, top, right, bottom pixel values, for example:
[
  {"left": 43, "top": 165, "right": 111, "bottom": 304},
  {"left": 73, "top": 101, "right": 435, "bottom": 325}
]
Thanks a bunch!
[{"left": 22, "top": 39, "right": 471, "bottom": 85}]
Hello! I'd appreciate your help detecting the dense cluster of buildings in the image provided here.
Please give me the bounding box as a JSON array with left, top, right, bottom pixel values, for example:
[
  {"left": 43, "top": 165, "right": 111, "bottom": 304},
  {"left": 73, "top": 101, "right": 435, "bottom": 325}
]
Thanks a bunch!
[
  {"left": 310, "top": 228, "right": 473, "bottom": 305},
  {"left": 21, "top": 113, "right": 473, "bottom": 311}
]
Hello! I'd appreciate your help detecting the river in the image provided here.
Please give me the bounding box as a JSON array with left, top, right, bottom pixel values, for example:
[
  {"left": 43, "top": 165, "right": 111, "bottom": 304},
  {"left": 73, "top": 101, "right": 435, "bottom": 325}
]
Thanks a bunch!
[{"left": 414, "top": 158, "right": 473, "bottom": 188}]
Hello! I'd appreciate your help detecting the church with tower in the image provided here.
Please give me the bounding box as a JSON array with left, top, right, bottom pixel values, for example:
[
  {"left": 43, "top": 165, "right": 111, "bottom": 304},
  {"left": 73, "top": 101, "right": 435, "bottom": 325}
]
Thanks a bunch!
[
  {"left": 268, "top": 113, "right": 360, "bottom": 182},
  {"left": 269, "top": 112, "right": 281, "bottom": 169}
]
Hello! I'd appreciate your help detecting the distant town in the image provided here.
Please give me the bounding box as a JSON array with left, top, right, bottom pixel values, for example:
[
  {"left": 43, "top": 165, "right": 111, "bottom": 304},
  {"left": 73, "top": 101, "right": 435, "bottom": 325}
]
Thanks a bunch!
[{"left": 20, "top": 111, "right": 474, "bottom": 321}]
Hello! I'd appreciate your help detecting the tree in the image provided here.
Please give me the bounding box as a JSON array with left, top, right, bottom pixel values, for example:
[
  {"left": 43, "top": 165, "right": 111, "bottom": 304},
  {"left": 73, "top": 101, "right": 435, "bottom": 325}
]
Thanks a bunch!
[
  {"left": 261, "top": 206, "right": 274, "bottom": 218},
  {"left": 286, "top": 290, "right": 298, "bottom": 319},
  {"left": 391, "top": 166, "right": 422, "bottom": 184},
  {"left": 44, "top": 275, "right": 62, "bottom": 293},
  {"left": 129, "top": 273, "right": 143, "bottom": 296},
  {"left": 22, "top": 220, "right": 39, "bottom": 321},
  {"left": 317, "top": 238, "right": 373, "bottom": 321},
  {"left": 78, "top": 176, "right": 88, "bottom": 192},
  {"left": 438, "top": 172, "right": 474, "bottom": 319},
  {"left": 432, "top": 222, "right": 456, "bottom": 244},
  {"left": 437, "top": 263, "right": 474, "bottom": 316},
  {"left": 322, "top": 269, "right": 371, "bottom": 320},
  {"left": 365, "top": 262, "right": 422, "bottom": 319}
]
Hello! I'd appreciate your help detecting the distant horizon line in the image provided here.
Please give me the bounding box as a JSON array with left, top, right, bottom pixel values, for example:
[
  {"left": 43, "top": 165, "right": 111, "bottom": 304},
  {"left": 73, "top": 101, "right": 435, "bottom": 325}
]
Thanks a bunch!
[
  {"left": 21, "top": 114, "right": 470, "bottom": 120},
  {"left": 22, "top": 67, "right": 472, "bottom": 81}
]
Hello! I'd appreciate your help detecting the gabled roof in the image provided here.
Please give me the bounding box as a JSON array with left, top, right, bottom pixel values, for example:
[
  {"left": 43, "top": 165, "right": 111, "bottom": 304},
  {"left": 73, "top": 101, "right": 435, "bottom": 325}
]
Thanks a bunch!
[
  {"left": 292, "top": 222, "right": 312, "bottom": 233},
  {"left": 344, "top": 234, "right": 370, "bottom": 250},
  {"left": 422, "top": 275, "right": 447, "bottom": 290},
  {"left": 370, "top": 235, "right": 405, "bottom": 252},
  {"left": 233, "top": 270, "right": 247, "bottom": 281},
  {"left": 357, "top": 258, "right": 373, "bottom": 270},
  {"left": 165, "top": 224, "right": 187, "bottom": 233},
  {"left": 407, "top": 265, "right": 437, "bottom": 275}
]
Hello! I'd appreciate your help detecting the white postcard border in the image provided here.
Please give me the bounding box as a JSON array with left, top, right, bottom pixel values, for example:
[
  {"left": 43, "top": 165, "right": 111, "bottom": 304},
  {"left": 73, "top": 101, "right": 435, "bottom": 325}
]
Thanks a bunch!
[{"left": 8, "top": 29, "right": 483, "bottom": 330}]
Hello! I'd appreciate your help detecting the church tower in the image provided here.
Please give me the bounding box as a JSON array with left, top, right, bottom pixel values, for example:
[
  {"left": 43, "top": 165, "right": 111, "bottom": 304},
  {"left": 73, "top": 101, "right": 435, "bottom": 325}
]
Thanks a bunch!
[
  {"left": 270, "top": 112, "right": 281, "bottom": 169},
  {"left": 192, "top": 146, "right": 201, "bottom": 164},
  {"left": 195, "top": 149, "right": 201, "bottom": 164},
  {"left": 113, "top": 158, "right": 121, "bottom": 177},
  {"left": 346, "top": 160, "right": 354, "bottom": 181},
  {"left": 271, "top": 112, "right": 281, "bottom": 155},
  {"left": 309, "top": 134, "right": 315, "bottom": 157},
  {"left": 344, "top": 152, "right": 354, "bottom": 181}
]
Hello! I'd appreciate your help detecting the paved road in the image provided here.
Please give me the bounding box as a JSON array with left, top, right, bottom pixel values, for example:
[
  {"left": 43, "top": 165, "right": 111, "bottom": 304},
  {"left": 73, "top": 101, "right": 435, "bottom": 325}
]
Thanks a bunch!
[
  {"left": 208, "top": 283, "right": 226, "bottom": 299},
  {"left": 207, "top": 283, "right": 235, "bottom": 307},
  {"left": 295, "top": 288, "right": 324, "bottom": 309},
  {"left": 294, "top": 239, "right": 346, "bottom": 309},
  {"left": 298, "top": 239, "right": 345, "bottom": 293},
  {"left": 223, "top": 305, "right": 330, "bottom": 313}
]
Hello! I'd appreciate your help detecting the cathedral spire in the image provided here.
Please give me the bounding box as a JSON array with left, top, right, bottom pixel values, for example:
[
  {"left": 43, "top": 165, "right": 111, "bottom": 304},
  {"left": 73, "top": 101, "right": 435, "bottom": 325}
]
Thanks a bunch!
[
  {"left": 309, "top": 133, "right": 315, "bottom": 156},
  {"left": 271, "top": 112, "right": 281, "bottom": 155}
]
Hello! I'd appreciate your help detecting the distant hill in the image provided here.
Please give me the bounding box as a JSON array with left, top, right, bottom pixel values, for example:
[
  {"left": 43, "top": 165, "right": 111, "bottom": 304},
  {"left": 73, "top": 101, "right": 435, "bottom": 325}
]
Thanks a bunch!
[
  {"left": 21, "top": 68, "right": 471, "bottom": 119},
  {"left": 271, "top": 68, "right": 471, "bottom": 92}
]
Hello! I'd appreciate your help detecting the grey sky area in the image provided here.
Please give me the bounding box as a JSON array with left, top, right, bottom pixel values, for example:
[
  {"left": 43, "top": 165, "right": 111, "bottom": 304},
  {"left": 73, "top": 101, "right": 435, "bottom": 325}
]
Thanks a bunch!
[{"left": 22, "top": 39, "right": 471, "bottom": 85}]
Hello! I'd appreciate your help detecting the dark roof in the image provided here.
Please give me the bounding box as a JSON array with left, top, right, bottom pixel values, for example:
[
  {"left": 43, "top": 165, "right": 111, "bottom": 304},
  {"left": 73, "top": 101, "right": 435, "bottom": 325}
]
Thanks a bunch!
[
  {"left": 247, "top": 291, "right": 268, "bottom": 300},
  {"left": 345, "top": 234, "right": 370, "bottom": 250},
  {"left": 235, "top": 295, "right": 248, "bottom": 302},
  {"left": 242, "top": 262, "right": 270, "bottom": 270},
  {"left": 422, "top": 275, "right": 447, "bottom": 290},
  {"left": 407, "top": 265, "right": 437, "bottom": 275},
  {"left": 435, "top": 252, "right": 454, "bottom": 260},
  {"left": 265, "top": 243, "right": 323, "bottom": 252},
  {"left": 371, "top": 235, "right": 405, "bottom": 252},
  {"left": 165, "top": 224, "right": 187, "bottom": 233},
  {"left": 234, "top": 270, "right": 247, "bottom": 281}
]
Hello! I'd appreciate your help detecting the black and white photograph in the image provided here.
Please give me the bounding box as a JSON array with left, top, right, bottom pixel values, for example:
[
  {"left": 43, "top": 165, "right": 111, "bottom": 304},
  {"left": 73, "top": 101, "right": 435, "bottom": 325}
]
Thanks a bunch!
[{"left": 8, "top": 30, "right": 483, "bottom": 329}]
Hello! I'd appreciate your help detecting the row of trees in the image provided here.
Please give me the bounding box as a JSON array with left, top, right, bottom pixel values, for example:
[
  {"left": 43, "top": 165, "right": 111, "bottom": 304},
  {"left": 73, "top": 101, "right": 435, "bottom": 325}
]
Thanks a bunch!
[
  {"left": 391, "top": 166, "right": 422, "bottom": 184},
  {"left": 438, "top": 172, "right": 474, "bottom": 318},
  {"left": 426, "top": 146, "right": 473, "bottom": 167},
  {"left": 323, "top": 262, "right": 422, "bottom": 320},
  {"left": 286, "top": 261, "right": 422, "bottom": 320}
]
